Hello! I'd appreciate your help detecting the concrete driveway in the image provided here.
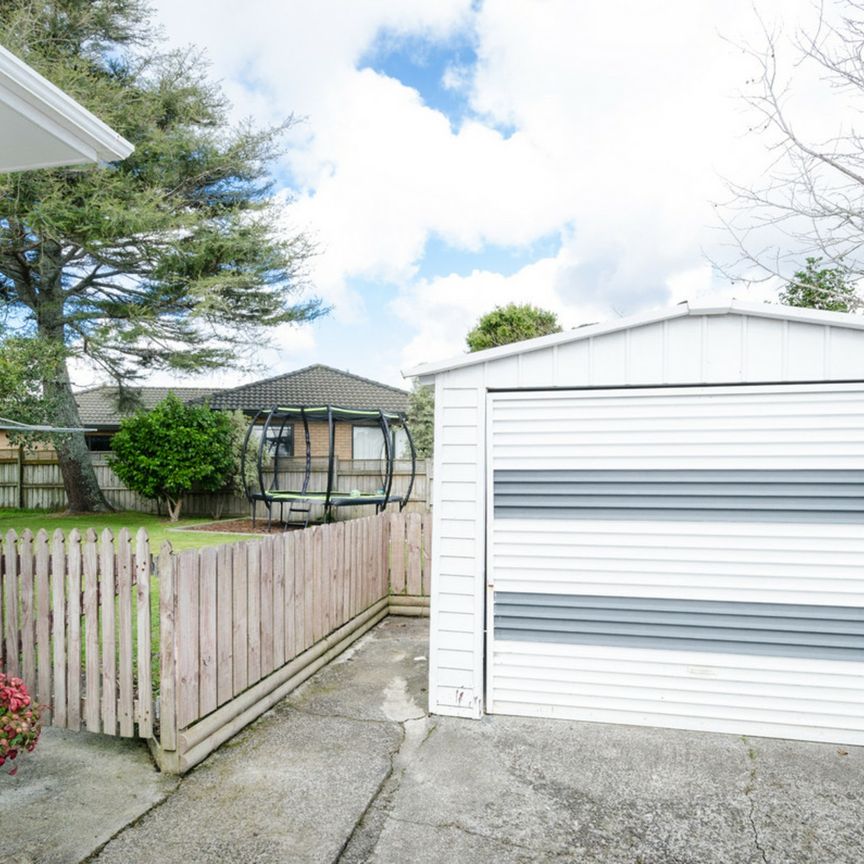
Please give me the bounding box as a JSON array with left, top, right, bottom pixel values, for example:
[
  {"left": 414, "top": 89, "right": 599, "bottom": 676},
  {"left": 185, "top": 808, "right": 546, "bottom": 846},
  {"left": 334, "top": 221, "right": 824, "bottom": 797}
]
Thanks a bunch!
[{"left": 9, "top": 617, "right": 864, "bottom": 863}]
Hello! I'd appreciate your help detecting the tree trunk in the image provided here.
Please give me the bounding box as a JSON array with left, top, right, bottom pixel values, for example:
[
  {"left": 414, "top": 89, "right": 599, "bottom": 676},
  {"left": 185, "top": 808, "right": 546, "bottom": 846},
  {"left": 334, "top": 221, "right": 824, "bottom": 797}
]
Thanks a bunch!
[
  {"left": 37, "top": 283, "right": 112, "bottom": 513},
  {"left": 48, "top": 364, "right": 112, "bottom": 513},
  {"left": 166, "top": 497, "right": 183, "bottom": 522}
]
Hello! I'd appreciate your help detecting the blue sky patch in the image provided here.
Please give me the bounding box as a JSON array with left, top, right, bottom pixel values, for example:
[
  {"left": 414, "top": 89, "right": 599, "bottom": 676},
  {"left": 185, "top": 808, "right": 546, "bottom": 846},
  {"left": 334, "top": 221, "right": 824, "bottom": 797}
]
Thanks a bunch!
[
  {"left": 417, "top": 231, "right": 563, "bottom": 281},
  {"left": 359, "top": 30, "right": 477, "bottom": 129}
]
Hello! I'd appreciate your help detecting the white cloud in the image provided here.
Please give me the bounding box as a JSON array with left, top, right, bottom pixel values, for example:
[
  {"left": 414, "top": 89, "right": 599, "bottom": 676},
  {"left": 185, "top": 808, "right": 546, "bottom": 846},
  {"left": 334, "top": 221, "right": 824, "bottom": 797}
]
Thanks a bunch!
[{"left": 146, "top": 0, "right": 840, "bottom": 384}]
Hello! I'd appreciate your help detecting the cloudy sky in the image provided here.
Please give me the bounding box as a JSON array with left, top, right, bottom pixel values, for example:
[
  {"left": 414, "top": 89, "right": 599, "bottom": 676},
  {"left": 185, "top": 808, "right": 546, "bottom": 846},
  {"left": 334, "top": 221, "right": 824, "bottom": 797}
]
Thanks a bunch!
[{"left": 143, "top": 0, "right": 828, "bottom": 389}]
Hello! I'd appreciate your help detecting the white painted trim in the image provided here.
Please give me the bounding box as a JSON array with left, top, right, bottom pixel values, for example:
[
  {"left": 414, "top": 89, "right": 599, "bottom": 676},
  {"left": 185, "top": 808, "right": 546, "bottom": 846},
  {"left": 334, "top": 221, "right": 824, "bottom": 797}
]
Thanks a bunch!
[
  {"left": 0, "top": 44, "right": 133, "bottom": 168},
  {"left": 426, "top": 374, "right": 446, "bottom": 712},
  {"left": 484, "top": 390, "right": 496, "bottom": 714},
  {"left": 402, "top": 301, "right": 864, "bottom": 379}
]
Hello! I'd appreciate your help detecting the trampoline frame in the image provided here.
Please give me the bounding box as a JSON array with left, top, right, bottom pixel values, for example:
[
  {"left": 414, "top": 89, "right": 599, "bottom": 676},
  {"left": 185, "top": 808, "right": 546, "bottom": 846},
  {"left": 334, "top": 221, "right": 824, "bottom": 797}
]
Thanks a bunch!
[{"left": 241, "top": 404, "right": 417, "bottom": 529}]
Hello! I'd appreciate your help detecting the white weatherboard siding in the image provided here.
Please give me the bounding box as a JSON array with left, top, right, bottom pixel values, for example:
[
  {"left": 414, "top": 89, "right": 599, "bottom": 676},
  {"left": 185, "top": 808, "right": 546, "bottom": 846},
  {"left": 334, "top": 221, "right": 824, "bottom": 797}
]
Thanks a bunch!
[
  {"left": 487, "top": 384, "right": 864, "bottom": 744},
  {"left": 417, "top": 306, "right": 864, "bottom": 737}
]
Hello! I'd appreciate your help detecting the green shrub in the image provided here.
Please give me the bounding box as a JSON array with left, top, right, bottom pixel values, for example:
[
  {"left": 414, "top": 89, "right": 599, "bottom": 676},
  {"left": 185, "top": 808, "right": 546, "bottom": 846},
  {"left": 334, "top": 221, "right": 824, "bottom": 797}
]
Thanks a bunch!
[{"left": 110, "top": 395, "right": 234, "bottom": 521}]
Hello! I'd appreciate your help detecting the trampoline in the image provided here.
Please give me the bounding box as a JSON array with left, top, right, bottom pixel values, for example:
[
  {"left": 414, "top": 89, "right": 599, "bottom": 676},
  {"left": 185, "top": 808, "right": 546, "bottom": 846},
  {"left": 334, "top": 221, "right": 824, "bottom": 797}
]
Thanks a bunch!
[{"left": 241, "top": 405, "right": 416, "bottom": 528}]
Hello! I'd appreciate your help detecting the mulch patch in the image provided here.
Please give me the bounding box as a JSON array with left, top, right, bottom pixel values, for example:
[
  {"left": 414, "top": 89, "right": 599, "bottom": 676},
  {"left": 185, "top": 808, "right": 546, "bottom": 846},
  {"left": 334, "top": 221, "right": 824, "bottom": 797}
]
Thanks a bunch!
[{"left": 184, "top": 518, "right": 307, "bottom": 535}]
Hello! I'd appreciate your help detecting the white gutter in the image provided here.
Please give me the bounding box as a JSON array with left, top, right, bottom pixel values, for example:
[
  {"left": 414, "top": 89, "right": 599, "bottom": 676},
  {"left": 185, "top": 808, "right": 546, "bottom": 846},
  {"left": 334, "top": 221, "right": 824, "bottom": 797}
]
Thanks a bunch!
[
  {"left": 403, "top": 299, "right": 864, "bottom": 378},
  {"left": 0, "top": 43, "right": 133, "bottom": 171}
]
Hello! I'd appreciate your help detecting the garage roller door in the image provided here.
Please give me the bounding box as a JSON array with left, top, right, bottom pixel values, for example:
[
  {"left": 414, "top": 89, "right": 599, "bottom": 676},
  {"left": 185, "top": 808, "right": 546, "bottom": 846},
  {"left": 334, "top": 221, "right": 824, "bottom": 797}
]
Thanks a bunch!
[{"left": 486, "top": 384, "right": 864, "bottom": 744}]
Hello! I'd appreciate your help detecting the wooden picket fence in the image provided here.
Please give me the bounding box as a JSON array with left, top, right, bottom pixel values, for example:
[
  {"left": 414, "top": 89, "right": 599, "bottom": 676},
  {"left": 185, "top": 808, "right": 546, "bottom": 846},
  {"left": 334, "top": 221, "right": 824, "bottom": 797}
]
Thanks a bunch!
[
  {"left": 1, "top": 527, "right": 153, "bottom": 737},
  {"left": 0, "top": 510, "right": 430, "bottom": 772}
]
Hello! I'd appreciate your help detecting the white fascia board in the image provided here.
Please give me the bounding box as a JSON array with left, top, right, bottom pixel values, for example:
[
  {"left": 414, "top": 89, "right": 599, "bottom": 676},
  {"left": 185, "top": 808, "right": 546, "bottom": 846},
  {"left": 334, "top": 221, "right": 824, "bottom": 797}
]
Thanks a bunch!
[
  {"left": 402, "top": 299, "right": 864, "bottom": 379},
  {"left": 720, "top": 299, "right": 864, "bottom": 329},
  {"left": 0, "top": 44, "right": 134, "bottom": 167}
]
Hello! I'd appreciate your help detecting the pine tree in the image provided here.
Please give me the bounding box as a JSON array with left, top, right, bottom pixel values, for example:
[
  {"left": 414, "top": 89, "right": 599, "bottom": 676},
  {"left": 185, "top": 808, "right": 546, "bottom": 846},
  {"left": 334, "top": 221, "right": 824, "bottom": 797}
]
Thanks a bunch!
[{"left": 0, "top": 1, "right": 321, "bottom": 510}]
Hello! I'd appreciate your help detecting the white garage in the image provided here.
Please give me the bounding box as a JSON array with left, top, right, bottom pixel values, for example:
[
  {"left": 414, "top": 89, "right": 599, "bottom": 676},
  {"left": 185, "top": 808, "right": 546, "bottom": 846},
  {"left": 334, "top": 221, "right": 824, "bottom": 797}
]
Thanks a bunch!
[{"left": 406, "top": 301, "right": 864, "bottom": 745}]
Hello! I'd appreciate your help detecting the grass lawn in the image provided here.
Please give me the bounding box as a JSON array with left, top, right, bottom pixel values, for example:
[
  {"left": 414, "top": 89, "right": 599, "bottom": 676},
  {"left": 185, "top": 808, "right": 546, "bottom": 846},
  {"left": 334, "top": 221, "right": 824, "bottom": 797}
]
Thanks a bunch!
[{"left": 0, "top": 509, "right": 253, "bottom": 552}]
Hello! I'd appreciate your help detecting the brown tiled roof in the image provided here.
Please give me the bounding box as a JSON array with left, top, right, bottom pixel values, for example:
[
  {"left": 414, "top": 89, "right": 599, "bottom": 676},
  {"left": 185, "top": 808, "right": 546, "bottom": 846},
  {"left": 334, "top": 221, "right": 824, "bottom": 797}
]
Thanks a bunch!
[
  {"left": 204, "top": 364, "right": 409, "bottom": 414},
  {"left": 75, "top": 386, "right": 220, "bottom": 429}
]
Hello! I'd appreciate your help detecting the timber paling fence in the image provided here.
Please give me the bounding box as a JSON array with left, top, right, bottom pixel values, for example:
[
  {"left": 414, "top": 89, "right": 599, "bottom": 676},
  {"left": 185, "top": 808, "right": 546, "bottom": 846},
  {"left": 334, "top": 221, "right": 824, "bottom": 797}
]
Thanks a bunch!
[
  {"left": 0, "top": 510, "right": 430, "bottom": 773},
  {"left": 0, "top": 450, "right": 430, "bottom": 518}
]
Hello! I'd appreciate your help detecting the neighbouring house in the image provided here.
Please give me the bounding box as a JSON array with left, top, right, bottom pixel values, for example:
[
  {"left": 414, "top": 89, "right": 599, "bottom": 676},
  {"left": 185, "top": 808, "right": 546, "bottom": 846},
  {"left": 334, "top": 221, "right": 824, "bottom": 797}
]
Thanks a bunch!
[
  {"left": 73, "top": 386, "right": 219, "bottom": 451},
  {"left": 203, "top": 364, "right": 410, "bottom": 460},
  {"left": 407, "top": 300, "right": 864, "bottom": 748},
  {"left": 54, "top": 364, "right": 409, "bottom": 460}
]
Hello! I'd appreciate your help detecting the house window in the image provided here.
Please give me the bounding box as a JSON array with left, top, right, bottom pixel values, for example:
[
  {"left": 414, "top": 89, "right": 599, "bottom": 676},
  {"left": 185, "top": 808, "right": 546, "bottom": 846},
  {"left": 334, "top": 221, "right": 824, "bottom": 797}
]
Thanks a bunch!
[
  {"left": 86, "top": 434, "right": 114, "bottom": 452},
  {"left": 267, "top": 425, "right": 294, "bottom": 458},
  {"left": 247, "top": 424, "right": 294, "bottom": 460},
  {"left": 352, "top": 426, "right": 409, "bottom": 459}
]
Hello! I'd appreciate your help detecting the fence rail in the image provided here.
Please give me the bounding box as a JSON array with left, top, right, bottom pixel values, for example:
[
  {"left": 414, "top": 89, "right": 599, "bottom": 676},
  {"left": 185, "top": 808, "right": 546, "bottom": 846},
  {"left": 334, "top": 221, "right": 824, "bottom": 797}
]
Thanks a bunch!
[
  {"left": 0, "top": 449, "right": 430, "bottom": 517},
  {"left": 0, "top": 510, "right": 430, "bottom": 772}
]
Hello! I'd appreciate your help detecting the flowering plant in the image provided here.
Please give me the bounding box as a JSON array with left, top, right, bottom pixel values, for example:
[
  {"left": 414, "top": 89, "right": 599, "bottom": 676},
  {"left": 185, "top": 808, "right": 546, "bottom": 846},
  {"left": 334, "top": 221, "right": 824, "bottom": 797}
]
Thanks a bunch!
[{"left": 0, "top": 673, "right": 43, "bottom": 775}]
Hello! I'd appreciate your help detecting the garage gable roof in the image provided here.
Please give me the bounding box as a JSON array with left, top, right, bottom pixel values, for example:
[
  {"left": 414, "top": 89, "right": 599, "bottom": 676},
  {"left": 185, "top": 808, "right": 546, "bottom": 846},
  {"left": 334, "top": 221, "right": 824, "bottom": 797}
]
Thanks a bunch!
[{"left": 403, "top": 300, "right": 864, "bottom": 379}]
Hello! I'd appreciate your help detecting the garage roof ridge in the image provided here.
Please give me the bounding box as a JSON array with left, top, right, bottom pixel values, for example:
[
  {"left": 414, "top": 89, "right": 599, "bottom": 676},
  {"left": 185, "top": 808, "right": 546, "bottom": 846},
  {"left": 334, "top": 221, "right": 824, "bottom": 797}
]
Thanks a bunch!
[{"left": 403, "top": 300, "right": 864, "bottom": 379}]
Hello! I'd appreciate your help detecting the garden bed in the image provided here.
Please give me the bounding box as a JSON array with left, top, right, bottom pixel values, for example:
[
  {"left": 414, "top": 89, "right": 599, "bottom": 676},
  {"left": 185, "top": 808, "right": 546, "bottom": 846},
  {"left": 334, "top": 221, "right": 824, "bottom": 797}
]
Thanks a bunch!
[{"left": 181, "top": 517, "right": 308, "bottom": 535}]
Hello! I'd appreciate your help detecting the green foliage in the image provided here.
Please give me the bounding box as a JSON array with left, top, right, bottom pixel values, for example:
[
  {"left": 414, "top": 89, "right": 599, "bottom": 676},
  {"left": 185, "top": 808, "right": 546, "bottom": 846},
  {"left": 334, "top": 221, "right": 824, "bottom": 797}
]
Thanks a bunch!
[
  {"left": 0, "top": 1, "right": 323, "bottom": 509},
  {"left": 778, "top": 258, "right": 860, "bottom": 313},
  {"left": 109, "top": 395, "right": 234, "bottom": 520},
  {"left": 407, "top": 381, "right": 434, "bottom": 458},
  {"left": 224, "top": 409, "right": 258, "bottom": 496},
  {"left": 466, "top": 303, "right": 562, "bottom": 352},
  {"left": 0, "top": 337, "right": 65, "bottom": 429}
]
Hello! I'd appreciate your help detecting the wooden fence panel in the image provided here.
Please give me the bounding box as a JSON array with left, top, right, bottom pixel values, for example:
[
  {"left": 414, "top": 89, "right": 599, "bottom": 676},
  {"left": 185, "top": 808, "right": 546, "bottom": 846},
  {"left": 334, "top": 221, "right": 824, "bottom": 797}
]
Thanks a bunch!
[
  {"left": 99, "top": 529, "right": 116, "bottom": 735},
  {"left": 51, "top": 530, "right": 67, "bottom": 729},
  {"left": 198, "top": 546, "right": 218, "bottom": 719},
  {"left": 390, "top": 514, "right": 406, "bottom": 594},
  {"left": 216, "top": 542, "right": 233, "bottom": 707},
  {"left": 176, "top": 549, "right": 200, "bottom": 730},
  {"left": 421, "top": 511, "right": 432, "bottom": 596},
  {"left": 117, "top": 528, "right": 134, "bottom": 737},
  {"left": 135, "top": 529, "right": 153, "bottom": 738},
  {"left": 159, "top": 543, "right": 177, "bottom": 750},
  {"left": 35, "top": 531, "right": 50, "bottom": 708},
  {"left": 259, "top": 538, "right": 274, "bottom": 676},
  {"left": 232, "top": 542, "right": 248, "bottom": 696},
  {"left": 83, "top": 530, "right": 100, "bottom": 732},
  {"left": 406, "top": 513, "right": 422, "bottom": 597},
  {"left": 272, "top": 535, "right": 286, "bottom": 670},
  {"left": 3, "top": 530, "right": 20, "bottom": 678},
  {"left": 1, "top": 509, "right": 430, "bottom": 754},
  {"left": 283, "top": 532, "right": 296, "bottom": 662},
  {"left": 246, "top": 542, "right": 261, "bottom": 685},
  {"left": 1, "top": 451, "right": 429, "bottom": 517},
  {"left": 19, "top": 531, "right": 35, "bottom": 696},
  {"left": 67, "top": 530, "right": 82, "bottom": 731},
  {"left": 294, "top": 529, "right": 306, "bottom": 654}
]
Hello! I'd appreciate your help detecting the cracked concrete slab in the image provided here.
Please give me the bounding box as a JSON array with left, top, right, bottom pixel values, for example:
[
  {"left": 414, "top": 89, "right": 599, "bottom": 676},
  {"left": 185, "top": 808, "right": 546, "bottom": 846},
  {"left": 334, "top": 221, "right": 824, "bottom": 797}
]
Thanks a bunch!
[
  {"left": 367, "top": 711, "right": 864, "bottom": 864},
  {"left": 0, "top": 728, "right": 177, "bottom": 864},
  {"left": 90, "top": 706, "right": 402, "bottom": 864},
  {"left": 25, "top": 616, "right": 864, "bottom": 864}
]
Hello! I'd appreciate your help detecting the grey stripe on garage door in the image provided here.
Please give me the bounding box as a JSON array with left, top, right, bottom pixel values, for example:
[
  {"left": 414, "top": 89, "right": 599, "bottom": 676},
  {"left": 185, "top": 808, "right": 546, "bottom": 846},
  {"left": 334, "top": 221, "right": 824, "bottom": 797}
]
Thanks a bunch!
[
  {"left": 494, "top": 592, "right": 864, "bottom": 661},
  {"left": 494, "top": 469, "right": 864, "bottom": 522}
]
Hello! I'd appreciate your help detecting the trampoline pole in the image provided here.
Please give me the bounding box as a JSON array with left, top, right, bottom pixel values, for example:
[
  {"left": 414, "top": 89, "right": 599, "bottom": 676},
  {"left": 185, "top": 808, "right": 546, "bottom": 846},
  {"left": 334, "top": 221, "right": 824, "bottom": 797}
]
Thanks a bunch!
[
  {"left": 301, "top": 408, "right": 311, "bottom": 495},
  {"left": 378, "top": 409, "right": 394, "bottom": 513},
  {"left": 402, "top": 417, "right": 416, "bottom": 512},
  {"left": 257, "top": 408, "right": 275, "bottom": 500}
]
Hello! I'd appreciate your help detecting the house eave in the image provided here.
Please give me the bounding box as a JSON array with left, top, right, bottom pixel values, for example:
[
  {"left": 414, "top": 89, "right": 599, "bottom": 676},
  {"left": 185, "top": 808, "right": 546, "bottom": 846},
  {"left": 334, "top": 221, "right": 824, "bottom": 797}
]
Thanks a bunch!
[{"left": 0, "top": 44, "right": 134, "bottom": 171}]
